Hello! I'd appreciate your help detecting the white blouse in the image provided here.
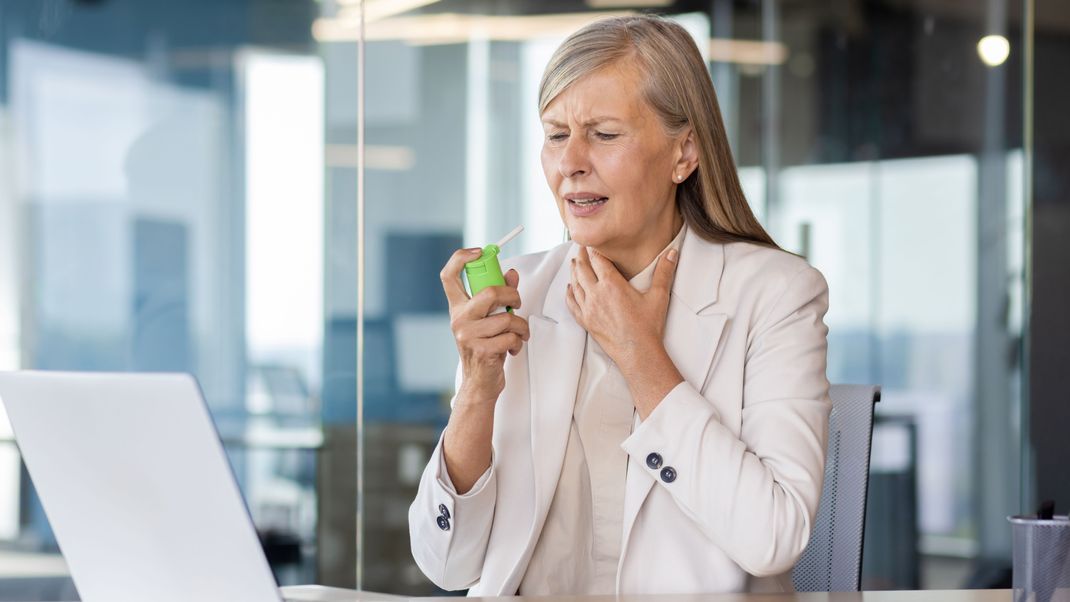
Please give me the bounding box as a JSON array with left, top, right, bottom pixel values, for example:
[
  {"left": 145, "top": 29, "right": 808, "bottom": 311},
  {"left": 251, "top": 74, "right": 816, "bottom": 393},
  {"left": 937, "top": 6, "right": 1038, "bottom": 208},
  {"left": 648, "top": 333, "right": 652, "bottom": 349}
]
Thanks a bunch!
[{"left": 518, "top": 226, "right": 687, "bottom": 595}]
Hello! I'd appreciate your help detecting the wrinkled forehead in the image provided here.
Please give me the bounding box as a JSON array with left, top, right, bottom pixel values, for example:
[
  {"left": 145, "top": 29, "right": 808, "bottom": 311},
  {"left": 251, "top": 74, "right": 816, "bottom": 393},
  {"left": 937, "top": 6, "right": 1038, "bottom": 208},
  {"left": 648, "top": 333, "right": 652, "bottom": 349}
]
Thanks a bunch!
[{"left": 540, "top": 59, "right": 651, "bottom": 125}]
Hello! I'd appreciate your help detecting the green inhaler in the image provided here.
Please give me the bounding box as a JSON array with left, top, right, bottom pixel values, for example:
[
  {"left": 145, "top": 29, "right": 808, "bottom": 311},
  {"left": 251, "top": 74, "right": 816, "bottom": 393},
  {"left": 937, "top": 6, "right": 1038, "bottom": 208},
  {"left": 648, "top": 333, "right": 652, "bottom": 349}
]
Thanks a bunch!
[{"left": 464, "top": 225, "right": 523, "bottom": 314}]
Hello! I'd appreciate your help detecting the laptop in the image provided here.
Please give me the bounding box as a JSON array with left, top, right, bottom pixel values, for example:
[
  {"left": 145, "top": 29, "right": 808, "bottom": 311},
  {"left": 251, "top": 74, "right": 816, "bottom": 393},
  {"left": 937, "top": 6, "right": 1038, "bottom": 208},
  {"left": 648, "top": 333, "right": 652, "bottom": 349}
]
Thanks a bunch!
[{"left": 0, "top": 371, "right": 396, "bottom": 602}]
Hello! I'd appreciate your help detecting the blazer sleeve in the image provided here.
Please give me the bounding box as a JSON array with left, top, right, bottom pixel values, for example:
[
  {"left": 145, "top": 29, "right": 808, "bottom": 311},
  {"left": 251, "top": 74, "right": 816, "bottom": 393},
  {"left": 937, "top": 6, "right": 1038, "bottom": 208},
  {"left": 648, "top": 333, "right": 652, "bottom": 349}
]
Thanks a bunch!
[
  {"left": 408, "top": 364, "right": 497, "bottom": 591},
  {"left": 620, "top": 265, "right": 832, "bottom": 577}
]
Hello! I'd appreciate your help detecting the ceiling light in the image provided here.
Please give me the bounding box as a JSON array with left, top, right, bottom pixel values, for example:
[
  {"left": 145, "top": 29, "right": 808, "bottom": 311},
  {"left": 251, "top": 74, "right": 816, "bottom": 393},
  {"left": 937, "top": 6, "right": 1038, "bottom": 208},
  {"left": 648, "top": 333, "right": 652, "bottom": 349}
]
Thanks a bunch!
[
  {"left": 709, "top": 38, "right": 788, "bottom": 65},
  {"left": 313, "top": 12, "right": 635, "bottom": 44},
  {"left": 326, "top": 144, "right": 415, "bottom": 171},
  {"left": 313, "top": 12, "right": 789, "bottom": 67},
  {"left": 584, "top": 0, "right": 673, "bottom": 7},
  {"left": 977, "top": 34, "right": 1010, "bottom": 67}
]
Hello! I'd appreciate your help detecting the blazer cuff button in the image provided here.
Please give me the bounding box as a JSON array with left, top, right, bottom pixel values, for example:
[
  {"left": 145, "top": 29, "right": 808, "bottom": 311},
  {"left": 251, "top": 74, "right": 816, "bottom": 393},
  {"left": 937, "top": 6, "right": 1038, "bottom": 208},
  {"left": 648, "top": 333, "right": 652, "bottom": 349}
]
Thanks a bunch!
[{"left": 660, "top": 466, "right": 677, "bottom": 483}]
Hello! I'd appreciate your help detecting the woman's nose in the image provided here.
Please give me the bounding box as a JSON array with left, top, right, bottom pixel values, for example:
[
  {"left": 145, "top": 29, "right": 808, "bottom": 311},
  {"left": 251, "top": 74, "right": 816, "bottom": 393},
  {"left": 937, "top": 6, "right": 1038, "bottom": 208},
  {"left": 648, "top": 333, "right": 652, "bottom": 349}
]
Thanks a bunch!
[{"left": 558, "top": 136, "right": 591, "bottom": 178}]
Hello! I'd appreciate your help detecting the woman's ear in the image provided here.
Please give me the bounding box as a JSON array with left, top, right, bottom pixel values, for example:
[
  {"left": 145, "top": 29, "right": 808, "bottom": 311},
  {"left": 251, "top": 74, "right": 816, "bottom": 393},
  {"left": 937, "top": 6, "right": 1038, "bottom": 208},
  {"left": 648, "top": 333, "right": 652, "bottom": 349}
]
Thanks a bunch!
[{"left": 674, "top": 128, "right": 699, "bottom": 180}]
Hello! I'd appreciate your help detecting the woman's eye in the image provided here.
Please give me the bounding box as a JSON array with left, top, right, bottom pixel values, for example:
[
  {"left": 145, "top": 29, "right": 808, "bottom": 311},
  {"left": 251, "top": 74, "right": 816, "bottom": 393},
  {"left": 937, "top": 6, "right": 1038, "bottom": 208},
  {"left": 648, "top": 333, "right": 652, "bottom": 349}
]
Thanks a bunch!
[
  {"left": 547, "top": 133, "right": 568, "bottom": 142},
  {"left": 595, "top": 132, "right": 619, "bottom": 141}
]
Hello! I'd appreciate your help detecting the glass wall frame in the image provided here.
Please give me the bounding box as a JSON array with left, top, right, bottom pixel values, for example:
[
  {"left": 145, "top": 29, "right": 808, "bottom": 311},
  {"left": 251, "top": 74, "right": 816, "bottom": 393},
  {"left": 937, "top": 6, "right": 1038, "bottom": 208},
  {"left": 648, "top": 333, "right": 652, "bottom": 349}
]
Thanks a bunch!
[{"left": 0, "top": 0, "right": 360, "bottom": 597}]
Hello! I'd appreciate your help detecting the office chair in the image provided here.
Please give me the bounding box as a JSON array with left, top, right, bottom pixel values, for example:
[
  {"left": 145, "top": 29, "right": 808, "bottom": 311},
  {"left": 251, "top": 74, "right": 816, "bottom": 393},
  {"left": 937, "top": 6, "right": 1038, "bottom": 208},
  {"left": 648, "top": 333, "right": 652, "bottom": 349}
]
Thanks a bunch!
[{"left": 792, "top": 384, "right": 881, "bottom": 592}]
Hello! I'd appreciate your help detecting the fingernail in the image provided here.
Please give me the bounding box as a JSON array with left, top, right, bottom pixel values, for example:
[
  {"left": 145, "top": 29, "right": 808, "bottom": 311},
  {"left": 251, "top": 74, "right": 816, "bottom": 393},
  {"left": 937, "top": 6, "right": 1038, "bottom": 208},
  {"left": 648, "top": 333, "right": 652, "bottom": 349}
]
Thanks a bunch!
[{"left": 667, "top": 249, "right": 679, "bottom": 262}]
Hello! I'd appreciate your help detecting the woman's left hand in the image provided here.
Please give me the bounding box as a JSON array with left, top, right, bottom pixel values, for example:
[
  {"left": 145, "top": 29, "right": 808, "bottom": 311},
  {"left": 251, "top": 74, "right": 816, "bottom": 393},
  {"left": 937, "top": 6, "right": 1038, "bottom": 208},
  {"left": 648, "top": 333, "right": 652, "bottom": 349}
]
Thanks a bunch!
[
  {"left": 566, "top": 247, "right": 685, "bottom": 416},
  {"left": 567, "top": 246, "right": 684, "bottom": 415}
]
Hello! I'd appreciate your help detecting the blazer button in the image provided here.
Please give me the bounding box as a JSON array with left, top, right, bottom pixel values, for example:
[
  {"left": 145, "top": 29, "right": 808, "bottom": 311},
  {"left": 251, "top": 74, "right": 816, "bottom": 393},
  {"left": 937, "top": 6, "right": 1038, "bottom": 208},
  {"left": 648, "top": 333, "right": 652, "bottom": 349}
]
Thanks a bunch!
[
  {"left": 436, "top": 515, "right": 451, "bottom": 531},
  {"left": 438, "top": 504, "right": 450, "bottom": 519},
  {"left": 660, "top": 466, "right": 677, "bottom": 483},
  {"left": 646, "top": 452, "right": 663, "bottom": 470}
]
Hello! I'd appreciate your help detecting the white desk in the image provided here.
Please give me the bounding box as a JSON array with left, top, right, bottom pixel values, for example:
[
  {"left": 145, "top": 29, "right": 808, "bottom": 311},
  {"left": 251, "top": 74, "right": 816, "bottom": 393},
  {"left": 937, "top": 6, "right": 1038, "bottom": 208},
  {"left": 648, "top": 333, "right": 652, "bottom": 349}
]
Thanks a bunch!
[
  {"left": 281, "top": 590, "right": 1013, "bottom": 602},
  {"left": 33, "top": 587, "right": 1014, "bottom": 601},
  {"left": 282, "top": 586, "right": 405, "bottom": 600}
]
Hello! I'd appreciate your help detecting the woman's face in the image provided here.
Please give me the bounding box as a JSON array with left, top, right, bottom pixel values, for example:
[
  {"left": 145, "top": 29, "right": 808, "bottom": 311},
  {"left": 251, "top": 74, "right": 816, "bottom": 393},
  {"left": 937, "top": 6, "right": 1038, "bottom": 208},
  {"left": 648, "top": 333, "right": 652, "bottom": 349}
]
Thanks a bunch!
[{"left": 540, "top": 58, "right": 692, "bottom": 262}]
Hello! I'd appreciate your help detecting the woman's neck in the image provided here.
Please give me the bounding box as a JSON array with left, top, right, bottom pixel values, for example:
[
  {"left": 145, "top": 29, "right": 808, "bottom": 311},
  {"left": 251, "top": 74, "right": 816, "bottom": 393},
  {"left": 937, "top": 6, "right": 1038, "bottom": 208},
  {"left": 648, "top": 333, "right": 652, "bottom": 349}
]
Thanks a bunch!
[{"left": 595, "top": 213, "right": 684, "bottom": 280}]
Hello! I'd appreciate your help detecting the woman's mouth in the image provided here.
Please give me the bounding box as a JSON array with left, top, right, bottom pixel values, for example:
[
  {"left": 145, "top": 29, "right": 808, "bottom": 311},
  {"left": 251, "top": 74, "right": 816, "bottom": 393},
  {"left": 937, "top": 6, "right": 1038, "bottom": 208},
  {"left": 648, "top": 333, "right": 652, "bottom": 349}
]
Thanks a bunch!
[{"left": 567, "top": 196, "right": 608, "bottom": 217}]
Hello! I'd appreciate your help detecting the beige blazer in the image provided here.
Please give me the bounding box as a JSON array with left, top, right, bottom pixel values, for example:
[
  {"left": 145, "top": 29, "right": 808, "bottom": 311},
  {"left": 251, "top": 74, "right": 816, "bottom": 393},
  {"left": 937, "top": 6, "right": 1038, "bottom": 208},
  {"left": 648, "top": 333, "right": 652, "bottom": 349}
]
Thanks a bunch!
[{"left": 409, "top": 226, "right": 832, "bottom": 595}]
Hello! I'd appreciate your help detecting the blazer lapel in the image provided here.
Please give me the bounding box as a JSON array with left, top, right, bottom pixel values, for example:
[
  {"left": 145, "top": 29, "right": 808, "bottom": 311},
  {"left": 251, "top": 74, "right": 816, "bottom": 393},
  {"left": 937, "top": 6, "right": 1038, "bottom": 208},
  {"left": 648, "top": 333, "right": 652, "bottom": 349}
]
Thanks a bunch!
[
  {"left": 618, "top": 229, "right": 730, "bottom": 578},
  {"left": 526, "top": 243, "right": 586, "bottom": 536},
  {"left": 665, "top": 227, "right": 729, "bottom": 390}
]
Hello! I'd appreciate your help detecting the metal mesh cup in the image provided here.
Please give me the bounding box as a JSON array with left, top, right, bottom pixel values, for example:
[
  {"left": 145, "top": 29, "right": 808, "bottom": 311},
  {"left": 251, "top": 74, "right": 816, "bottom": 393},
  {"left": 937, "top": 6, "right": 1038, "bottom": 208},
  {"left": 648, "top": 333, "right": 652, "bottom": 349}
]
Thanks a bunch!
[{"left": 1009, "top": 515, "right": 1070, "bottom": 602}]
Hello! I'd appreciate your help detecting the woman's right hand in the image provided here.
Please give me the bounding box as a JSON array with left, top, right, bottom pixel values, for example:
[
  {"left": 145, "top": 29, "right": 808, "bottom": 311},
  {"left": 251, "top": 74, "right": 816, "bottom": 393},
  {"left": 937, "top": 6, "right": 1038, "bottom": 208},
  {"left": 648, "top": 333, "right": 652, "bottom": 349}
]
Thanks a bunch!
[{"left": 440, "top": 248, "right": 530, "bottom": 407}]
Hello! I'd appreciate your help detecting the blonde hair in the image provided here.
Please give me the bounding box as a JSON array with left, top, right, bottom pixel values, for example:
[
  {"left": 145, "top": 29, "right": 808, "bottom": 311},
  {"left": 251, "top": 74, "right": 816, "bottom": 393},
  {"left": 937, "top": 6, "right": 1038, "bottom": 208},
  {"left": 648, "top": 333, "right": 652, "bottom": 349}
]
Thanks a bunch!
[{"left": 539, "top": 15, "right": 777, "bottom": 248}]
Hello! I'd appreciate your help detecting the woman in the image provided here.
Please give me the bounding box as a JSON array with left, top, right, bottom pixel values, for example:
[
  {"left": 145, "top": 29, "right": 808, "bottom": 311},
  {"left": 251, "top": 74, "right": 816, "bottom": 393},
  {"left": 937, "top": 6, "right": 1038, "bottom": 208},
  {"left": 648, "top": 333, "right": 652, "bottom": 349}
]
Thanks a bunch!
[{"left": 409, "top": 14, "right": 831, "bottom": 596}]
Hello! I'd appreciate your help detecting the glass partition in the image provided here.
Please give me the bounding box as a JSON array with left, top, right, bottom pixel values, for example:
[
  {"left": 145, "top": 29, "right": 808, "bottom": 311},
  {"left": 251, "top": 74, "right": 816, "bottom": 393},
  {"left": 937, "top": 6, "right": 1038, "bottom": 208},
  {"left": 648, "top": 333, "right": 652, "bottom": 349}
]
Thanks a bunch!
[{"left": 0, "top": 0, "right": 358, "bottom": 598}]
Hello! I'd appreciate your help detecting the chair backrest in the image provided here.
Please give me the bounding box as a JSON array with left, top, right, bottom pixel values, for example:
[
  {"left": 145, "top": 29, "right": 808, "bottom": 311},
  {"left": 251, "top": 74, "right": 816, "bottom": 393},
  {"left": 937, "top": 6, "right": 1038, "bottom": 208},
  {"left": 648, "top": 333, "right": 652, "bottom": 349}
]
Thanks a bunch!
[{"left": 791, "top": 384, "right": 880, "bottom": 592}]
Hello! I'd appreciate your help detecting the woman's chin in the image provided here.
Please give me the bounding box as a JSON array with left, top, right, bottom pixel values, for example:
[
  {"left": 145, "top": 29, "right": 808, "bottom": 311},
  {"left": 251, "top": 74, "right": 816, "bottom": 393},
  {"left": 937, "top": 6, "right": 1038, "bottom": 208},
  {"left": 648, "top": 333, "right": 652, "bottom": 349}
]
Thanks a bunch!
[
  {"left": 566, "top": 224, "right": 611, "bottom": 248},
  {"left": 568, "top": 231, "right": 605, "bottom": 249}
]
